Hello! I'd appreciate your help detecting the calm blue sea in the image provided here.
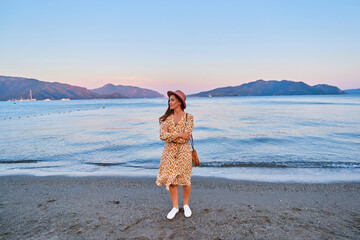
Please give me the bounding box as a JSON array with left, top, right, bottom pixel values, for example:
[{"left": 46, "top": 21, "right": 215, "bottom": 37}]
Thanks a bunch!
[{"left": 1, "top": 94, "right": 360, "bottom": 183}]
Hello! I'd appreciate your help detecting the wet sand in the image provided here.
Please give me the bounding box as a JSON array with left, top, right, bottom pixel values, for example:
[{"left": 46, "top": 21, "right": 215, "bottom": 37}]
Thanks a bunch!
[{"left": 0, "top": 175, "right": 359, "bottom": 239}]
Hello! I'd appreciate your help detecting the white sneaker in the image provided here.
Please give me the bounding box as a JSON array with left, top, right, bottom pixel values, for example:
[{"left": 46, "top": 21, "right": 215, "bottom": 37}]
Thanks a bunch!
[
  {"left": 167, "top": 207, "right": 179, "bottom": 220},
  {"left": 184, "top": 205, "right": 192, "bottom": 217}
]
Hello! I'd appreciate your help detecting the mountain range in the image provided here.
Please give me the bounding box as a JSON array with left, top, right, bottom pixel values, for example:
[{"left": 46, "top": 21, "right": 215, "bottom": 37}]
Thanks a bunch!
[
  {"left": 0, "top": 76, "right": 164, "bottom": 101},
  {"left": 189, "top": 80, "right": 346, "bottom": 97},
  {"left": 91, "top": 83, "right": 163, "bottom": 98},
  {"left": 0, "top": 75, "right": 356, "bottom": 101}
]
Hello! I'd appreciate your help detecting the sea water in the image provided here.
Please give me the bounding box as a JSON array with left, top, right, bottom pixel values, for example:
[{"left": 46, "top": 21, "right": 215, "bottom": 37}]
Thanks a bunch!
[{"left": 1, "top": 95, "right": 359, "bottom": 183}]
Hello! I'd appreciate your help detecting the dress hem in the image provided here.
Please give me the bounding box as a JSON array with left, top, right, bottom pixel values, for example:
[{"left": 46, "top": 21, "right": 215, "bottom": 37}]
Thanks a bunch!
[{"left": 156, "top": 177, "right": 191, "bottom": 191}]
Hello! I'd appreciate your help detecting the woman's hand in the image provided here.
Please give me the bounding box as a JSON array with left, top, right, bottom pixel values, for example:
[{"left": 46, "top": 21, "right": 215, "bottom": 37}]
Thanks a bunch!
[{"left": 178, "top": 132, "right": 191, "bottom": 140}]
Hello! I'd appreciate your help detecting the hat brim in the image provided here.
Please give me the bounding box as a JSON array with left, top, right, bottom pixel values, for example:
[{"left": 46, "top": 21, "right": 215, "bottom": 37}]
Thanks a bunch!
[{"left": 167, "top": 91, "right": 186, "bottom": 109}]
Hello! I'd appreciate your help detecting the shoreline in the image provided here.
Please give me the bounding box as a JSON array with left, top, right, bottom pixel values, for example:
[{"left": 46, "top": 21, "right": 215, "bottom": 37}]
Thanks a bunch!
[
  {"left": 2, "top": 172, "right": 360, "bottom": 183},
  {"left": 2, "top": 166, "right": 360, "bottom": 184},
  {"left": 1, "top": 175, "right": 360, "bottom": 239}
]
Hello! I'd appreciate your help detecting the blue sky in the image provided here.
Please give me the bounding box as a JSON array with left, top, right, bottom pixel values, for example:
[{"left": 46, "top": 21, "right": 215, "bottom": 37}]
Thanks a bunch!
[{"left": 0, "top": 0, "right": 359, "bottom": 94}]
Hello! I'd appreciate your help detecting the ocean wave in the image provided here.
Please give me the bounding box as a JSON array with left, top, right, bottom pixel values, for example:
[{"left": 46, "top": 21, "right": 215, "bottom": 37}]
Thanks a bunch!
[
  {"left": 196, "top": 136, "right": 290, "bottom": 145},
  {"left": 0, "top": 159, "right": 40, "bottom": 164},
  {"left": 86, "top": 162, "right": 126, "bottom": 166},
  {"left": 198, "top": 161, "right": 360, "bottom": 169},
  {"left": 331, "top": 132, "right": 360, "bottom": 139},
  {"left": 195, "top": 126, "right": 223, "bottom": 132},
  {"left": 249, "top": 101, "right": 360, "bottom": 106}
]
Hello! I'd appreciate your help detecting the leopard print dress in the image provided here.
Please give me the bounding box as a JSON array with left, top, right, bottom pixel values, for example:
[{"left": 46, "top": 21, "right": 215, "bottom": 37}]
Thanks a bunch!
[{"left": 156, "top": 113, "right": 194, "bottom": 190}]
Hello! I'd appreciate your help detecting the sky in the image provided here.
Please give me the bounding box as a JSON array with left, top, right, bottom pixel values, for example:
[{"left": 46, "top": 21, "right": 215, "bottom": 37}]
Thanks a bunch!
[{"left": 0, "top": 0, "right": 359, "bottom": 95}]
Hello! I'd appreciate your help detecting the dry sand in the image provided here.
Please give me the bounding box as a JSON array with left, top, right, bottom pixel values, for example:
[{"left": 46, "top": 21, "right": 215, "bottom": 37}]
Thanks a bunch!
[{"left": 0, "top": 175, "right": 359, "bottom": 239}]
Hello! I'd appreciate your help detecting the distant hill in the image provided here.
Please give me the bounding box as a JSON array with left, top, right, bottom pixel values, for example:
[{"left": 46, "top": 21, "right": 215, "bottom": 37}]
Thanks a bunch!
[
  {"left": 91, "top": 83, "right": 164, "bottom": 98},
  {"left": 311, "top": 84, "right": 346, "bottom": 94},
  {"left": 0, "top": 76, "right": 102, "bottom": 101},
  {"left": 189, "top": 80, "right": 345, "bottom": 97},
  {"left": 344, "top": 88, "right": 360, "bottom": 94},
  {"left": 0, "top": 76, "right": 163, "bottom": 101}
]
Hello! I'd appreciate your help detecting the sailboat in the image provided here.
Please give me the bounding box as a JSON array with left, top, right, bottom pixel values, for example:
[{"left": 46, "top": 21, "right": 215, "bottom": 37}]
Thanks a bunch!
[
  {"left": 17, "top": 90, "right": 36, "bottom": 101},
  {"left": 29, "top": 90, "right": 36, "bottom": 101}
]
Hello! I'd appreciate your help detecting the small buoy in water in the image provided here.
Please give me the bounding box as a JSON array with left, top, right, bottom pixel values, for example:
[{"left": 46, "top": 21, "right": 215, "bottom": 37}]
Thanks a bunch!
[
  {"left": 9, "top": 117, "right": 11, "bottom": 119},
  {"left": 102, "top": 106, "right": 105, "bottom": 108},
  {"left": 27, "top": 116, "right": 29, "bottom": 118},
  {"left": 19, "top": 116, "right": 21, "bottom": 118}
]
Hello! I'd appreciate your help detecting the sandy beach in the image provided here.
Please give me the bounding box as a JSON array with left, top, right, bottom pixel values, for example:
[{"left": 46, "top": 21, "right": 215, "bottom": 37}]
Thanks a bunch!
[{"left": 0, "top": 175, "right": 359, "bottom": 239}]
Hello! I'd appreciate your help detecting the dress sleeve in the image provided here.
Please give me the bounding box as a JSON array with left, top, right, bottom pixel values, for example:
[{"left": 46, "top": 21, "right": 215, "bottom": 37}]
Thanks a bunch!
[
  {"left": 172, "top": 113, "right": 194, "bottom": 144},
  {"left": 186, "top": 114, "right": 194, "bottom": 134},
  {"left": 160, "top": 121, "right": 179, "bottom": 142}
]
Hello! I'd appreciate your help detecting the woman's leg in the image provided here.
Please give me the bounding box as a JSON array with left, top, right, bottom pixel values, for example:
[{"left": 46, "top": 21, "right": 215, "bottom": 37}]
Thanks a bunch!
[
  {"left": 183, "top": 184, "right": 191, "bottom": 205},
  {"left": 169, "top": 184, "right": 179, "bottom": 208}
]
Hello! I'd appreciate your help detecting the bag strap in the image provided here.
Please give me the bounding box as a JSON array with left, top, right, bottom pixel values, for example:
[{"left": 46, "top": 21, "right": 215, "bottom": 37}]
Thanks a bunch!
[{"left": 186, "top": 113, "right": 195, "bottom": 151}]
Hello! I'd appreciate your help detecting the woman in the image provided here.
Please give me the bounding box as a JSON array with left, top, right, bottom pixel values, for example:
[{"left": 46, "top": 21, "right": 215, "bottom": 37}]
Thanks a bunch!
[{"left": 156, "top": 90, "right": 194, "bottom": 220}]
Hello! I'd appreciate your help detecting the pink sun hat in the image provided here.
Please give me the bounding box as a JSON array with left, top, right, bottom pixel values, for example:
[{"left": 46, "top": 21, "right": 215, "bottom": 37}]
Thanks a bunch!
[{"left": 167, "top": 90, "right": 187, "bottom": 109}]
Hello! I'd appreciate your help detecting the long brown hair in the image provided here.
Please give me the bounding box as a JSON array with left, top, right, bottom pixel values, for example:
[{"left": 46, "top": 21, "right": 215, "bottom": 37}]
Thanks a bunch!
[{"left": 159, "top": 94, "right": 185, "bottom": 123}]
